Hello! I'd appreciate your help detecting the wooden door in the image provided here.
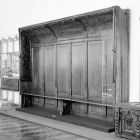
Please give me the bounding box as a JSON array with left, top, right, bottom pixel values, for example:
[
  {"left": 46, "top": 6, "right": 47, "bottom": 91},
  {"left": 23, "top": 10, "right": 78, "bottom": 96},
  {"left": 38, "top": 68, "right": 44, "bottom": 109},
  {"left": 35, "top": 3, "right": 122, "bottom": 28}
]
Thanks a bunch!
[
  {"left": 44, "top": 44, "right": 56, "bottom": 96},
  {"left": 32, "top": 47, "right": 44, "bottom": 94},
  {"left": 57, "top": 43, "right": 71, "bottom": 98},
  {"left": 72, "top": 41, "right": 87, "bottom": 100}
]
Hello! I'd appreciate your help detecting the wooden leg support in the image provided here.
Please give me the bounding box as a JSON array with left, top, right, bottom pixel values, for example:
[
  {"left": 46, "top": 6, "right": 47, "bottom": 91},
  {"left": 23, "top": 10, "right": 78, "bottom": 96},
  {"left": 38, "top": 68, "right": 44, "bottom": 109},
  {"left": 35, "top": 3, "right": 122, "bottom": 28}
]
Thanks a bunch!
[{"left": 59, "top": 100, "right": 71, "bottom": 115}]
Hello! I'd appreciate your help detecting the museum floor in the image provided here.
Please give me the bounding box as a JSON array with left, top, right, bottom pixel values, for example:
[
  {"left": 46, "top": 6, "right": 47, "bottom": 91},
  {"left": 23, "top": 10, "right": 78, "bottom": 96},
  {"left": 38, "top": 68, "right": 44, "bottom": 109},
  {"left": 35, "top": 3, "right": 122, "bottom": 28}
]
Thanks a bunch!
[
  {"left": 0, "top": 114, "right": 90, "bottom": 140},
  {"left": 0, "top": 90, "right": 126, "bottom": 140}
]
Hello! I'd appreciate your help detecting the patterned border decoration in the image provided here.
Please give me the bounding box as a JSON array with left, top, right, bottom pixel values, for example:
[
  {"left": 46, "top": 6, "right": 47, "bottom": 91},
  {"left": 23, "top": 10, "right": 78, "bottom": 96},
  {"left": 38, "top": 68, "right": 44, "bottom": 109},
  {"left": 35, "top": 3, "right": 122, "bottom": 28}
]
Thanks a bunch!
[
  {"left": 20, "top": 31, "right": 32, "bottom": 81},
  {"left": 135, "top": 121, "right": 140, "bottom": 139},
  {"left": 121, "top": 109, "right": 140, "bottom": 139},
  {"left": 115, "top": 107, "right": 120, "bottom": 134}
]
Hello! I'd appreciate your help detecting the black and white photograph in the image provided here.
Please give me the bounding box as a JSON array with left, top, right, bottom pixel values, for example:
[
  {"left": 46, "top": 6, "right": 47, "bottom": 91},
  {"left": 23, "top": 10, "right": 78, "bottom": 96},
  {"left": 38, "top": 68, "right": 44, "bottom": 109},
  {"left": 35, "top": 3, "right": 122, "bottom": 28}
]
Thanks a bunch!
[{"left": 0, "top": 0, "right": 139, "bottom": 140}]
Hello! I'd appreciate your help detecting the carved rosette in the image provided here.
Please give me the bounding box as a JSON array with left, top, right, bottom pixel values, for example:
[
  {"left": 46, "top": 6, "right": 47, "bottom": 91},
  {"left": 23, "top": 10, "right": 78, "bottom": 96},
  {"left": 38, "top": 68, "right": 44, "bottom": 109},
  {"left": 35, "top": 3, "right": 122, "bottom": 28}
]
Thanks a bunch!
[{"left": 20, "top": 31, "right": 32, "bottom": 81}]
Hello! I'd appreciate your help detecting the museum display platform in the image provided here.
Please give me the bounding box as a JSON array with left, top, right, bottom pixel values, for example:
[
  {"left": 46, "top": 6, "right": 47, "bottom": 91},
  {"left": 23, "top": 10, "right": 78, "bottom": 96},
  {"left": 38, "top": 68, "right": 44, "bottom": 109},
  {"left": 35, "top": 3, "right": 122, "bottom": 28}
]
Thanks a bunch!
[{"left": 16, "top": 106, "right": 114, "bottom": 132}]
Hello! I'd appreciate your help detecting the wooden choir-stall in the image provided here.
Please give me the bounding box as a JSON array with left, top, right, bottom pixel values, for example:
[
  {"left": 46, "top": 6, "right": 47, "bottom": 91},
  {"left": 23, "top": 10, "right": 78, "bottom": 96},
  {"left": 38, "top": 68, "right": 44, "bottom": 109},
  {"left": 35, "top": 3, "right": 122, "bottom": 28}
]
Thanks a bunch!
[{"left": 18, "top": 6, "right": 129, "bottom": 132}]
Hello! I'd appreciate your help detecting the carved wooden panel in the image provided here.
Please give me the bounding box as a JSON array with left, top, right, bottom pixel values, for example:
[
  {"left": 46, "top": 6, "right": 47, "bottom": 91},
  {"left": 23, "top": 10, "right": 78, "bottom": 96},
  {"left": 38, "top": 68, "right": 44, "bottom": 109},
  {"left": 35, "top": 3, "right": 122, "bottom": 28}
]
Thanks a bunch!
[
  {"left": 20, "top": 31, "right": 32, "bottom": 81},
  {"left": 72, "top": 102, "right": 87, "bottom": 115},
  {"left": 32, "top": 97, "right": 44, "bottom": 107},
  {"left": 115, "top": 103, "right": 140, "bottom": 140},
  {"left": 57, "top": 43, "right": 71, "bottom": 98},
  {"left": 102, "top": 38, "right": 114, "bottom": 103},
  {"left": 44, "top": 98, "right": 57, "bottom": 110},
  {"left": 44, "top": 45, "right": 56, "bottom": 96},
  {"left": 88, "top": 40, "right": 102, "bottom": 102},
  {"left": 72, "top": 41, "right": 87, "bottom": 100},
  {"left": 32, "top": 47, "right": 44, "bottom": 94},
  {"left": 88, "top": 104, "right": 106, "bottom": 117}
]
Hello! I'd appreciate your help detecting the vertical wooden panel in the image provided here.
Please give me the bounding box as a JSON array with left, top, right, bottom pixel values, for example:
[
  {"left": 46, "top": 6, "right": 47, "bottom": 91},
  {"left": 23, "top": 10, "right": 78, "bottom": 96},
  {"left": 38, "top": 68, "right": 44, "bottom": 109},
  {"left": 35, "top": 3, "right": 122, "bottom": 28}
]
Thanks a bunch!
[
  {"left": 105, "top": 38, "right": 114, "bottom": 103},
  {"left": 88, "top": 41, "right": 102, "bottom": 102},
  {"left": 88, "top": 39, "right": 113, "bottom": 117},
  {"left": 44, "top": 45, "right": 56, "bottom": 96},
  {"left": 32, "top": 96, "right": 44, "bottom": 107},
  {"left": 88, "top": 104, "right": 106, "bottom": 117},
  {"left": 121, "top": 10, "right": 129, "bottom": 102},
  {"left": 72, "top": 41, "right": 87, "bottom": 100},
  {"left": 57, "top": 43, "right": 71, "bottom": 98},
  {"left": 113, "top": 7, "right": 129, "bottom": 103},
  {"left": 72, "top": 103, "right": 87, "bottom": 115},
  {"left": 44, "top": 98, "right": 57, "bottom": 110},
  {"left": 88, "top": 40, "right": 104, "bottom": 117},
  {"left": 32, "top": 47, "right": 44, "bottom": 94},
  {"left": 113, "top": 7, "right": 121, "bottom": 103}
]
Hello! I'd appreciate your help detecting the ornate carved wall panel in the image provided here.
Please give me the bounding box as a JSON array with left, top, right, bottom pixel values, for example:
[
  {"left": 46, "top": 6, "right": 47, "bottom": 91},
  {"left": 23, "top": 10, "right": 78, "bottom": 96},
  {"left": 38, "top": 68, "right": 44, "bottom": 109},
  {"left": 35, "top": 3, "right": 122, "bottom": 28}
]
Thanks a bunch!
[
  {"left": 115, "top": 103, "right": 140, "bottom": 140},
  {"left": 20, "top": 31, "right": 32, "bottom": 81}
]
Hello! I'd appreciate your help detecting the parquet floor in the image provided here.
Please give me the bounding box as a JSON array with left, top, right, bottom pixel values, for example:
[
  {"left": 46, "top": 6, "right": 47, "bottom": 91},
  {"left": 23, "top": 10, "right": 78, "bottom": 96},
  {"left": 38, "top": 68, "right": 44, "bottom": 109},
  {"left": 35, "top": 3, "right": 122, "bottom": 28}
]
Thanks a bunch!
[{"left": 0, "top": 114, "right": 91, "bottom": 140}]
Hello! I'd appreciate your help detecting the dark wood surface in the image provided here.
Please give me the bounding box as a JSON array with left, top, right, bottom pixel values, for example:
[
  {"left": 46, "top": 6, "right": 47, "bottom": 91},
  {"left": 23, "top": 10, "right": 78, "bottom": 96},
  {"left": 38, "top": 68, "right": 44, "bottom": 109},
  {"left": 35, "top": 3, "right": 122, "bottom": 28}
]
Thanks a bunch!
[
  {"left": 57, "top": 43, "right": 71, "bottom": 98},
  {"left": 16, "top": 107, "right": 114, "bottom": 133},
  {"left": 44, "top": 45, "right": 56, "bottom": 96},
  {"left": 19, "top": 6, "right": 129, "bottom": 124},
  {"left": 0, "top": 114, "right": 91, "bottom": 140},
  {"left": 20, "top": 31, "right": 32, "bottom": 81},
  {"left": 114, "top": 6, "right": 129, "bottom": 103}
]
